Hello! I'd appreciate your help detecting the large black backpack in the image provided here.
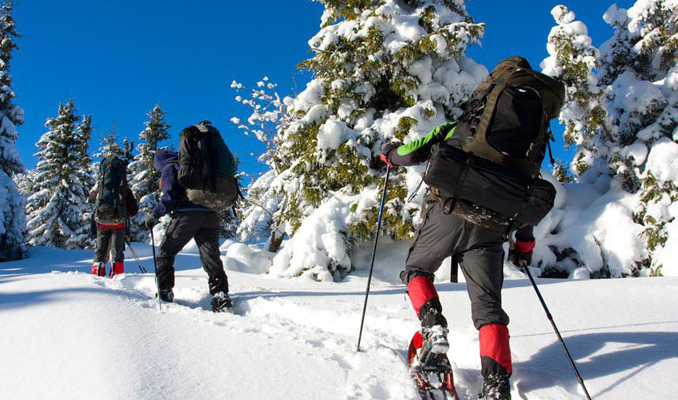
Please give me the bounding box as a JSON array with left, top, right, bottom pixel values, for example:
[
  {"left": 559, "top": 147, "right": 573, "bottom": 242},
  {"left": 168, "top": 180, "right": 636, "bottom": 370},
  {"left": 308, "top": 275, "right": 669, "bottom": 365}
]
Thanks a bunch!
[
  {"left": 178, "top": 121, "right": 238, "bottom": 212},
  {"left": 424, "top": 56, "right": 565, "bottom": 233},
  {"left": 94, "top": 156, "right": 128, "bottom": 225}
]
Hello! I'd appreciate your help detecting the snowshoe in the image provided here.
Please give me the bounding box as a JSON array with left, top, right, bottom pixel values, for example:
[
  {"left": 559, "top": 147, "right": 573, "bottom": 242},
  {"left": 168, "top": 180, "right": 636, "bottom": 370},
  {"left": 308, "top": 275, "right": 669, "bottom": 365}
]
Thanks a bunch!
[
  {"left": 211, "top": 291, "right": 232, "bottom": 313},
  {"left": 407, "top": 330, "right": 460, "bottom": 400}
]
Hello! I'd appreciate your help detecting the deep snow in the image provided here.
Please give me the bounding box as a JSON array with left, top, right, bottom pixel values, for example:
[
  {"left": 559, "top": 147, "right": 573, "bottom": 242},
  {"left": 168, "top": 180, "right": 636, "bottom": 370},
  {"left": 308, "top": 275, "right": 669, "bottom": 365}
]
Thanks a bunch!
[{"left": 2, "top": 243, "right": 678, "bottom": 400}]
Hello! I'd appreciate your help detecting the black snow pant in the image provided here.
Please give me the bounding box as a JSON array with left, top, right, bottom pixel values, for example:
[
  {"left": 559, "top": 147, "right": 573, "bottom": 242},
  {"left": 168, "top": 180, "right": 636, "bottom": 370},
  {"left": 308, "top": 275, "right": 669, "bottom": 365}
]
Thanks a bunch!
[
  {"left": 401, "top": 200, "right": 512, "bottom": 378},
  {"left": 157, "top": 211, "right": 228, "bottom": 295},
  {"left": 401, "top": 200, "right": 509, "bottom": 328},
  {"left": 93, "top": 226, "right": 125, "bottom": 263}
]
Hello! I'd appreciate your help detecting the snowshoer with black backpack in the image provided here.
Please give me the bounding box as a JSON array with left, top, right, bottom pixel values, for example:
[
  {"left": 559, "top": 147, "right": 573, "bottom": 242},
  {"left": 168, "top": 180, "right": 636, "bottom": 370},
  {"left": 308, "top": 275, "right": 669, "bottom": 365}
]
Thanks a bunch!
[
  {"left": 380, "top": 56, "right": 565, "bottom": 400},
  {"left": 89, "top": 156, "right": 139, "bottom": 278},
  {"left": 145, "top": 121, "right": 238, "bottom": 312}
]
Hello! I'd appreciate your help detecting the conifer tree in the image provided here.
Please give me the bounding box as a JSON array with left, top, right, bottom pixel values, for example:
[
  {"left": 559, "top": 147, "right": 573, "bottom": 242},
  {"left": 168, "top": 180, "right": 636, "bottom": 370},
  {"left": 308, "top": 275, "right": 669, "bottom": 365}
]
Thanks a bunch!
[
  {"left": 242, "top": 0, "right": 486, "bottom": 280},
  {"left": 122, "top": 138, "right": 134, "bottom": 164},
  {"left": 542, "top": 2, "right": 678, "bottom": 276},
  {"left": 75, "top": 115, "right": 94, "bottom": 174},
  {"left": 26, "top": 101, "right": 93, "bottom": 249},
  {"left": 597, "top": 1, "right": 678, "bottom": 274},
  {"left": 0, "top": 0, "right": 25, "bottom": 261},
  {"left": 128, "top": 105, "right": 170, "bottom": 241},
  {"left": 74, "top": 115, "right": 96, "bottom": 248},
  {"left": 96, "top": 125, "right": 126, "bottom": 160},
  {"left": 541, "top": 5, "right": 609, "bottom": 177}
]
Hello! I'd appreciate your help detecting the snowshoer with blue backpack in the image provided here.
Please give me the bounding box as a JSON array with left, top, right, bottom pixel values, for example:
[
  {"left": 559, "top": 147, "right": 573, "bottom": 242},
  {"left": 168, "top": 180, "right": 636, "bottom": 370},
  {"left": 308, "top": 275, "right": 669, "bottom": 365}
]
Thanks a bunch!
[
  {"left": 145, "top": 121, "right": 238, "bottom": 313},
  {"left": 380, "top": 56, "right": 565, "bottom": 400}
]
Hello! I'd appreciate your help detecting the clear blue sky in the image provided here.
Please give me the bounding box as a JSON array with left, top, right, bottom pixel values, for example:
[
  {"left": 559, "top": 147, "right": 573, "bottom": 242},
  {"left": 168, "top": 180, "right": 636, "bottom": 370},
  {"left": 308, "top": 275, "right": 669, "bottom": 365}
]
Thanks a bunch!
[{"left": 12, "top": 0, "right": 635, "bottom": 177}]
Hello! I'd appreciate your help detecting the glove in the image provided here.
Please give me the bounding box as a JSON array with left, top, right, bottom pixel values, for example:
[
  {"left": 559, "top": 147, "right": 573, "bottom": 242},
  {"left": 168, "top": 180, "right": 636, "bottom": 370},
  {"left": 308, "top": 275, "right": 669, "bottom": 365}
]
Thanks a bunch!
[
  {"left": 508, "top": 238, "right": 535, "bottom": 267},
  {"left": 144, "top": 214, "right": 158, "bottom": 230},
  {"left": 380, "top": 142, "right": 400, "bottom": 167}
]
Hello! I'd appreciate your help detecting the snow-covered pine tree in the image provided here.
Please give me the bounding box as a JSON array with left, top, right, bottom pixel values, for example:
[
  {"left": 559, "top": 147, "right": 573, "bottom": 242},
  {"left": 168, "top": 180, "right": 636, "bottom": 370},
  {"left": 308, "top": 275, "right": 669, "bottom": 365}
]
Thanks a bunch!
[
  {"left": 95, "top": 126, "right": 126, "bottom": 160},
  {"left": 128, "top": 105, "right": 170, "bottom": 242},
  {"left": 122, "top": 138, "right": 134, "bottom": 163},
  {"left": 73, "top": 114, "right": 95, "bottom": 249},
  {"left": 539, "top": 2, "right": 678, "bottom": 277},
  {"left": 26, "top": 100, "right": 93, "bottom": 249},
  {"left": 75, "top": 115, "right": 94, "bottom": 174},
  {"left": 541, "top": 5, "right": 609, "bottom": 177},
  {"left": 595, "top": 1, "right": 678, "bottom": 275},
  {"left": 247, "top": 0, "right": 486, "bottom": 281},
  {"left": 0, "top": 0, "right": 25, "bottom": 261}
]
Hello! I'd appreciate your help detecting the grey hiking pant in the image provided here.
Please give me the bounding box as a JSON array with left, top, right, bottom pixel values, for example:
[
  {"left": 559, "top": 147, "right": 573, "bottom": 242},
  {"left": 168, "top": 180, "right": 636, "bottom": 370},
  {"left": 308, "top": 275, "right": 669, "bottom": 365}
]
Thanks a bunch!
[
  {"left": 157, "top": 211, "right": 227, "bottom": 295},
  {"left": 94, "top": 226, "right": 125, "bottom": 263},
  {"left": 401, "top": 200, "right": 509, "bottom": 329}
]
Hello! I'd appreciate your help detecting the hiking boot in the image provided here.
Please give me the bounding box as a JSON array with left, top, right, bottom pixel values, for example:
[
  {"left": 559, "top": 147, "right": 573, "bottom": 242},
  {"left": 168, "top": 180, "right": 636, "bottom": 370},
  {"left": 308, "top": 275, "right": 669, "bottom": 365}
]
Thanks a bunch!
[
  {"left": 422, "top": 324, "right": 450, "bottom": 356},
  {"left": 416, "top": 302, "right": 449, "bottom": 365},
  {"left": 480, "top": 372, "right": 511, "bottom": 400},
  {"left": 158, "top": 289, "right": 174, "bottom": 303},
  {"left": 211, "top": 291, "right": 232, "bottom": 313}
]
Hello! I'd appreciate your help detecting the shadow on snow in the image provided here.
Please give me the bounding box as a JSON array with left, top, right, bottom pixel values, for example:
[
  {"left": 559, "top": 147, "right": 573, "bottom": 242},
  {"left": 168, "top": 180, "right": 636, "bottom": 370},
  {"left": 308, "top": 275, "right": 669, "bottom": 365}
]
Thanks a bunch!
[{"left": 515, "top": 330, "right": 678, "bottom": 397}]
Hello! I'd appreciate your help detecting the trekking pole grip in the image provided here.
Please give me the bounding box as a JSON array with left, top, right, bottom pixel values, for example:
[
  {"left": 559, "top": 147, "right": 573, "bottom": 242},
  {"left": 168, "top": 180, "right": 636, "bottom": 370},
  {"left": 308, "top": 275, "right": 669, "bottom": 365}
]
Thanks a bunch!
[{"left": 357, "top": 165, "right": 391, "bottom": 352}]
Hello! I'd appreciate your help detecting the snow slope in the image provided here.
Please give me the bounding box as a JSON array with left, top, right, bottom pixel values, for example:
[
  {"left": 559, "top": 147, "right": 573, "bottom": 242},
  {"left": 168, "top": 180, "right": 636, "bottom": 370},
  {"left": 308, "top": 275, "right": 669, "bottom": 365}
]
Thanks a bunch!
[{"left": 2, "top": 244, "right": 678, "bottom": 400}]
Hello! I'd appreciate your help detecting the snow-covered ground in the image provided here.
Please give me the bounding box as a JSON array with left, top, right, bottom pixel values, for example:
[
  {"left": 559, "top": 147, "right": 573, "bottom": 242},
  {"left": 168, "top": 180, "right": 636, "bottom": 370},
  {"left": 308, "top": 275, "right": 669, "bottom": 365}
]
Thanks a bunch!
[{"left": 2, "top": 243, "right": 678, "bottom": 400}]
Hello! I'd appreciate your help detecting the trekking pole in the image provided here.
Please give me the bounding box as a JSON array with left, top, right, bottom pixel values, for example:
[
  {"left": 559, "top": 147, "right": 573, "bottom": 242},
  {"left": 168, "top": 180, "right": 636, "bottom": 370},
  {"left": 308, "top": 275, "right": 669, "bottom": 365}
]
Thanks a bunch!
[
  {"left": 150, "top": 229, "right": 161, "bottom": 311},
  {"left": 520, "top": 260, "right": 592, "bottom": 400},
  {"left": 357, "top": 165, "right": 391, "bottom": 352},
  {"left": 125, "top": 238, "right": 147, "bottom": 273}
]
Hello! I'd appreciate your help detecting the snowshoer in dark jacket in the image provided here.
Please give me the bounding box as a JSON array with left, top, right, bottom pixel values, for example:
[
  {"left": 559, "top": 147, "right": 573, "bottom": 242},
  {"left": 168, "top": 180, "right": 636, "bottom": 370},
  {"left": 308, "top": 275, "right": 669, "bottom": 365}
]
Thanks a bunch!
[
  {"left": 89, "top": 162, "right": 138, "bottom": 278},
  {"left": 146, "top": 149, "right": 231, "bottom": 312},
  {"left": 381, "top": 122, "right": 535, "bottom": 399}
]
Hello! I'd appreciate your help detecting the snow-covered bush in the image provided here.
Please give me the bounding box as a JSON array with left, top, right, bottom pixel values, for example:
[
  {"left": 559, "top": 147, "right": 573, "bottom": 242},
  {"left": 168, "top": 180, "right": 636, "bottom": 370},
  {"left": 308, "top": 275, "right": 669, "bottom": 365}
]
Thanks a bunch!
[{"left": 231, "top": 78, "right": 291, "bottom": 252}]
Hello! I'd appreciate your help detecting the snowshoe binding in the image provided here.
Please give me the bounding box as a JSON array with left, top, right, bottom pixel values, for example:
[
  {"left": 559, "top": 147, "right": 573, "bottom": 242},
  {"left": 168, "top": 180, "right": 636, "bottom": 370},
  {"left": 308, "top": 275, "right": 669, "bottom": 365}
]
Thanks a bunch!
[
  {"left": 211, "top": 291, "right": 232, "bottom": 313},
  {"left": 407, "top": 329, "right": 460, "bottom": 400}
]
